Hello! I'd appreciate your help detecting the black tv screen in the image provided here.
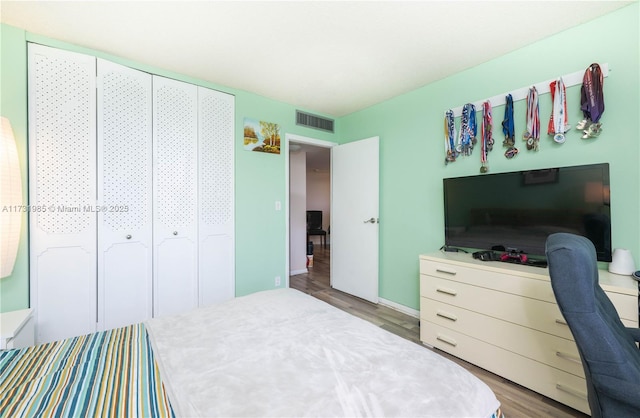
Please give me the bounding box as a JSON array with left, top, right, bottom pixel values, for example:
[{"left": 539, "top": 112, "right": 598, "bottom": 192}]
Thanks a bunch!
[{"left": 443, "top": 163, "right": 611, "bottom": 261}]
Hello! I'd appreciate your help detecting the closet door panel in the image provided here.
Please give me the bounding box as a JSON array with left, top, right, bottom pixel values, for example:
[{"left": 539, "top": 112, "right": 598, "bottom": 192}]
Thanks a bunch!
[
  {"left": 34, "top": 249, "right": 96, "bottom": 342},
  {"left": 97, "top": 59, "right": 153, "bottom": 330},
  {"left": 28, "top": 44, "right": 97, "bottom": 344},
  {"left": 153, "top": 76, "right": 199, "bottom": 317},
  {"left": 198, "top": 88, "right": 235, "bottom": 306},
  {"left": 101, "top": 242, "right": 151, "bottom": 327},
  {"left": 155, "top": 239, "right": 198, "bottom": 316}
]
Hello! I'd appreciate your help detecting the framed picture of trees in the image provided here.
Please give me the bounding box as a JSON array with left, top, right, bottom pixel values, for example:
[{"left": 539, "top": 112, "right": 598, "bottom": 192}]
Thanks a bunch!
[{"left": 243, "top": 118, "right": 281, "bottom": 154}]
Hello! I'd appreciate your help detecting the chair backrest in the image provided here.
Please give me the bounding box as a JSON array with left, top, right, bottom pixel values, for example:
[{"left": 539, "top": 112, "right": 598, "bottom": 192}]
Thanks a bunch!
[
  {"left": 546, "top": 233, "right": 640, "bottom": 417},
  {"left": 306, "top": 210, "right": 323, "bottom": 231}
]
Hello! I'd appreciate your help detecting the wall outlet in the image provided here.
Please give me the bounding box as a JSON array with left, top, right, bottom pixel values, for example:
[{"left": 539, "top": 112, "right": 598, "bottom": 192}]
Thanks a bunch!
[
  {"left": 275, "top": 200, "right": 282, "bottom": 211},
  {"left": 275, "top": 276, "right": 281, "bottom": 287}
]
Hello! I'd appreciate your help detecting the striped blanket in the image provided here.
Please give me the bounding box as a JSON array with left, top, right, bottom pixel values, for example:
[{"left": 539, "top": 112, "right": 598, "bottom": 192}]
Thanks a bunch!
[{"left": 0, "top": 323, "right": 174, "bottom": 417}]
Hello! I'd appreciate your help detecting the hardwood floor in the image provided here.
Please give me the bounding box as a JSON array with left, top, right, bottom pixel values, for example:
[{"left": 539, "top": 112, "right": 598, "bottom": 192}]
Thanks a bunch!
[{"left": 290, "top": 245, "right": 588, "bottom": 418}]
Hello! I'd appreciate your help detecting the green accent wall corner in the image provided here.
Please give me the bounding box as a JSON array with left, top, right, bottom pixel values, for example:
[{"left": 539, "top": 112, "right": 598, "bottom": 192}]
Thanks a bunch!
[{"left": 339, "top": 3, "right": 640, "bottom": 310}]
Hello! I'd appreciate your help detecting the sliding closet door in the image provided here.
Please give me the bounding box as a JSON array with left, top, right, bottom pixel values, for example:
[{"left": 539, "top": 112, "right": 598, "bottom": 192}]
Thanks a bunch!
[
  {"left": 97, "top": 60, "right": 153, "bottom": 330},
  {"left": 153, "top": 76, "right": 199, "bottom": 317},
  {"left": 198, "top": 87, "right": 235, "bottom": 306},
  {"left": 28, "top": 44, "right": 97, "bottom": 344}
]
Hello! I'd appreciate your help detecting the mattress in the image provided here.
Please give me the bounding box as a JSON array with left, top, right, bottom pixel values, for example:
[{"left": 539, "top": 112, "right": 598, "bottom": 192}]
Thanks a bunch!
[
  {"left": 146, "top": 288, "right": 501, "bottom": 417},
  {"left": 0, "top": 323, "right": 174, "bottom": 417}
]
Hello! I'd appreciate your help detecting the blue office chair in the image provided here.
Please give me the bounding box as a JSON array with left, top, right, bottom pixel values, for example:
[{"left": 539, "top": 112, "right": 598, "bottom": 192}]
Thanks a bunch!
[{"left": 546, "top": 233, "right": 640, "bottom": 418}]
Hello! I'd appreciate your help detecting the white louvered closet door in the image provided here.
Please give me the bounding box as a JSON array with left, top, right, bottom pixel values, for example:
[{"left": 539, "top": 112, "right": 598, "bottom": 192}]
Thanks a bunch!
[
  {"left": 153, "top": 76, "right": 199, "bottom": 318},
  {"left": 97, "top": 60, "right": 153, "bottom": 330},
  {"left": 198, "top": 87, "right": 235, "bottom": 306},
  {"left": 28, "top": 44, "right": 97, "bottom": 344}
]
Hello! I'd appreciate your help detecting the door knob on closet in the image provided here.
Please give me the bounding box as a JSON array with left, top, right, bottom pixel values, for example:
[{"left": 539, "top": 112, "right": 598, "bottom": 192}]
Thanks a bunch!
[
  {"left": 173, "top": 231, "right": 178, "bottom": 236},
  {"left": 126, "top": 234, "right": 132, "bottom": 240}
]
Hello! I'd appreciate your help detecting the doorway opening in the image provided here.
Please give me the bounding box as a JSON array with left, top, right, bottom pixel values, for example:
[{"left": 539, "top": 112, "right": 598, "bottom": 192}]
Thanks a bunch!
[{"left": 285, "top": 134, "right": 336, "bottom": 290}]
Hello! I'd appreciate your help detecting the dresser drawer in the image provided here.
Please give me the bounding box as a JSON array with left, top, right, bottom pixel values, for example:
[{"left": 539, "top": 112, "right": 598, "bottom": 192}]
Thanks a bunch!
[
  {"left": 421, "top": 322, "right": 590, "bottom": 415},
  {"left": 421, "top": 275, "right": 574, "bottom": 340},
  {"left": 607, "top": 292, "right": 639, "bottom": 324},
  {"left": 420, "top": 257, "right": 638, "bottom": 326},
  {"left": 420, "top": 259, "right": 555, "bottom": 302},
  {"left": 420, "top": 298, "right": 583, "bottom": 377}
]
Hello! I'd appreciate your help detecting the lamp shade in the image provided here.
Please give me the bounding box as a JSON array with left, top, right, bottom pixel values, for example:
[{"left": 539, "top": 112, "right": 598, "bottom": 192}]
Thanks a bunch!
[
  {"left": 608, "top": 248, "right": 635, "bottom": 276},
  {"left": 1, "top": 116, "right": 23, "bottom": 278}
]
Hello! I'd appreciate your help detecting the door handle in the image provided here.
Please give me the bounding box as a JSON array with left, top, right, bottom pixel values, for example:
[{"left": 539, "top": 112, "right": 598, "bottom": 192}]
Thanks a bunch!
[{"left": 363, "top": 217, "right": 377, "bottom": 224}]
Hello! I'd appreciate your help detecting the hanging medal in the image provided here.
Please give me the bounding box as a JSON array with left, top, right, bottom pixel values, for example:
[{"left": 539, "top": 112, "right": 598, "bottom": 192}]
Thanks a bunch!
[
  {"left": 480, "top": 100, "right": 493, "bottom": 173},
  {"left": 577, "top": 63, "right": 604, "bottom": 139},
  {"left": 468, "top": 104, "right": 477, "bottom": 153},
  {"left": 444, "top": 110, "right": 458, "bottom": 164},
  {"left": 502, "top": 94, "right": 518, "bottom": 158},
  {"left": 458, "top": 104, "right": 477, "bottom": 156},
  {"left": 523, "top": 87, "right": 540, "bottom": 151},
  {"left": 548, "top": 78, "right": 570, "bottom": 143}
]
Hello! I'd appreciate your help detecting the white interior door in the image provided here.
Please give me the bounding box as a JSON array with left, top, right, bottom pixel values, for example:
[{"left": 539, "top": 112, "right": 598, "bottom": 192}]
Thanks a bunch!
[
  {"left": 331, "top": 136, "right": 379, "bottom": 303},
  {"left": 153, "top": 76, "right": 199, "bottom": 318},
  {"left": 198, "top": 87, "right": 235, "bottom": 306},
  {"left": 28, "top": 44, "right": 97, "bottom": 343},
  {"left": 97, "top": 59, "right": 153, "bottom": 330}
]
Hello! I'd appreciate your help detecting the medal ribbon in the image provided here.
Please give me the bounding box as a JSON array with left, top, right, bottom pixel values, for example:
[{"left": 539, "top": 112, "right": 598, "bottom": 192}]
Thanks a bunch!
[
  {"left": 458, "top": 104, "right": 476, "bottom": 156},
  {"left": 502, "top": 94, "right": 518, "bottom": 158},
  {"left": 502, "top": 94, "right": 514, "bottom": 144},
  {"left": 444, "top": 110, "right": 457, "bottom": 164},
  {"left": 458, "top": 105, "right": 469, "bottom": 155},
  {"left": 468, "top": 103, "right": 477, "bottom": 147},
  {"left": 581, "top": 63, "right": 604, "bottom": 123},
  {"left": 524, "top": 87, "right": 540, "bottom": 150},
  {"left": 548, "top": 78, "right": 569, "bottom": 141},
  {"left": 480, "top": 101, "right": 493, "bottom": 172}
]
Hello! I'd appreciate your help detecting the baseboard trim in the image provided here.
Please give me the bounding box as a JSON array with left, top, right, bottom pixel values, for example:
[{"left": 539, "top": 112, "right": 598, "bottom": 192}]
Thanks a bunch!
[
  {"left": 378, "top": 297, "right": 419, "bottom": 318},
  {"left": 290, "top": 269, "right": 308, "bottom": 276}
]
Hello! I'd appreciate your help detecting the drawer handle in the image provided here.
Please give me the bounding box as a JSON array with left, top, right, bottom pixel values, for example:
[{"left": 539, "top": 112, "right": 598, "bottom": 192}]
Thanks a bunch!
[
  {"left": 556, "top": 383, "right": 588, "bottom": 400},
  {"left": 436, "top": 310, "right": 458, "bottom": 322},
  {"left": 435, "top": 268, "right": 457, "bottom": 275},
  {"left": 555, "top": 318, "right": 568, "bottom": 326},
  {"left": 436, "top": 334, "right": 457, "bottom": 347},
  {"left": 436, "top": 287, "right": 457, "bottom": 296},
  {"left": 556, "top": 351, "right": 581, "bottom": 364}
]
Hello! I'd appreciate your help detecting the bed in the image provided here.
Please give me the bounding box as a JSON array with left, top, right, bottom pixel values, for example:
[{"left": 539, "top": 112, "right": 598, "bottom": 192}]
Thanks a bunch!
[{"left": 2, "top": 288, "right": 502, "bottom": 417}]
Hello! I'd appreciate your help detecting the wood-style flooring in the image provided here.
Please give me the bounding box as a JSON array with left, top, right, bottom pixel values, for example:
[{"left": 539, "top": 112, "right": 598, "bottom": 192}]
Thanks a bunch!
[{"left": 290, "top": 245, "right": 588, "bottom": 418}]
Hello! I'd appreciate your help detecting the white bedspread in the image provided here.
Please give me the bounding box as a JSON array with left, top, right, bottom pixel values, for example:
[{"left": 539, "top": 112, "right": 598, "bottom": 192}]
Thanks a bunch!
[{"left": 146, "top": 288, "right": 500, "bottom": 417}]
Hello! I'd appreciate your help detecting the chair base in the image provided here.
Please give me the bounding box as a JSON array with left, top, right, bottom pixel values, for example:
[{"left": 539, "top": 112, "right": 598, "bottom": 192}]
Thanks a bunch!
[{"left": 307, "top": 232, "right": 327, "bottom": 249}]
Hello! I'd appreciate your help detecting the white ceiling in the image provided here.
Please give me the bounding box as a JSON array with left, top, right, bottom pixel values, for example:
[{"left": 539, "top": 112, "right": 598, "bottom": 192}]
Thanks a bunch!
[{"left": 0, "top": 1, "right": 631, "bottom": 117}]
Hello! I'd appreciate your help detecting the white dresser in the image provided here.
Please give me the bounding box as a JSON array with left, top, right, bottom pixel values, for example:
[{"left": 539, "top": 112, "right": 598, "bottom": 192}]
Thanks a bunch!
[
  {"left": 1, "top": 309, "right": 35, "bottom": 350},
  {"left": 419, "top": 252, "right": 639, "bottom": 415}
]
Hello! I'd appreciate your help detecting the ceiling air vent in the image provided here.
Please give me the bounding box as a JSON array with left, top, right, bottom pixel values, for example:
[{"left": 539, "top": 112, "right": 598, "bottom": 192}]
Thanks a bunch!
[{"left": 296, "top": 110, "right": 334, "bottom": 133}]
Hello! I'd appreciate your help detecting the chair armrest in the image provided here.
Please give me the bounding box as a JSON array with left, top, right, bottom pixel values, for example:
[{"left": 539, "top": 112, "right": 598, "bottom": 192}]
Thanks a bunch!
[
  {"left": 594, "top": 374, "right": 640, "bottom": 410},
  {"left": 626, "top": 327, "right": 640, "bottom": 343}
]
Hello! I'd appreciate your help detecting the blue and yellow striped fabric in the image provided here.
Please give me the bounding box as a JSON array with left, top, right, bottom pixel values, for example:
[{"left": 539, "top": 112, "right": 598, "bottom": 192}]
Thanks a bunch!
[{"left": 0, "top": 323, "right": 174, "bottom": 417}]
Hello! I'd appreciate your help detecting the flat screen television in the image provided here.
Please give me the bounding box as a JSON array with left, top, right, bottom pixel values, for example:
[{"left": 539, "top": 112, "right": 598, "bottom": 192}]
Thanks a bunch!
[{"left": 443, "top": 163, "right": 611, "bottom": 261}]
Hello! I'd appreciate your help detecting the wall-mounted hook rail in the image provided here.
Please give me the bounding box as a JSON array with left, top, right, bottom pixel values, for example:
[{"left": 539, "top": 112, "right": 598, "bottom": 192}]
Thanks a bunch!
[{"left": 445, "top": 63, "right": 609, "bottom": 117}]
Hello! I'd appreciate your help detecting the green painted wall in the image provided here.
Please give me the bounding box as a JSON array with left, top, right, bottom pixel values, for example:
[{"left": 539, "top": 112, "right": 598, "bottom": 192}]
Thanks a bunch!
[
  {"left": 0, "top": 24, "right": 337, "bottom": 312},
  {"left": 0, "top": 25, "right": 29, "bottom": 312},
  {"left": 339, "top": 3, "right": 640, "bottom": 310}
]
